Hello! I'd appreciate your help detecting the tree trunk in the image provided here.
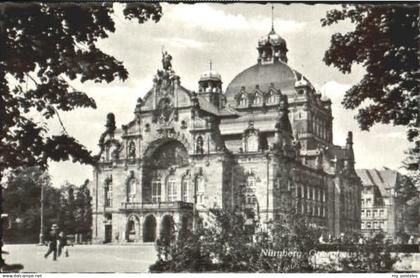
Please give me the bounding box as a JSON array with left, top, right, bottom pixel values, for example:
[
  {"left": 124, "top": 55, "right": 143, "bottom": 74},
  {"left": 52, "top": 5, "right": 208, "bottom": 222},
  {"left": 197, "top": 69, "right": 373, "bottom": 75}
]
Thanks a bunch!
[{"left": 1, "top": 174, "right": 5, "bottom": 266}]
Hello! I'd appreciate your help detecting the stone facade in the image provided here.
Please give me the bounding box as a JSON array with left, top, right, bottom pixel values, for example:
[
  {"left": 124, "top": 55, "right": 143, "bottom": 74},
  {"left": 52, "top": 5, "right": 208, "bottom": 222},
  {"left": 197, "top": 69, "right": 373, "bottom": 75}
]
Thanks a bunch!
[{"left": 90, "top": 28, "right": 362, "bottom": 244}]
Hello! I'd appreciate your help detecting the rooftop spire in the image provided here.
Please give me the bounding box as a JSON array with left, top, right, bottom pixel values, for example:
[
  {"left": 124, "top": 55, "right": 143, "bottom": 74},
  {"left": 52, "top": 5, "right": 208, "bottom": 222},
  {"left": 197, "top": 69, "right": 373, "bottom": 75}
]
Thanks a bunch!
[
  {"left": 209, "top": 59, "right": 212, "bottom": 71},
  {"left": 271, "top": 4, "right": 275, "bottom": 33}
]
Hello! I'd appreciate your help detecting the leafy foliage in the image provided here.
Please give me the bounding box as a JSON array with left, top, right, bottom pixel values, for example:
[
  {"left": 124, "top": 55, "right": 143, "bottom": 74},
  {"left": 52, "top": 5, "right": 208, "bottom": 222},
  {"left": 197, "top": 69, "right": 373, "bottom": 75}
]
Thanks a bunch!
[
  {"left": 335, "top": 232, "right": 399, "bottom": 272},
  {"left": 0, "top": 2, "right": 162, "bottom": 263},
  {"left": 0, "top": 2, "right": 162, "bottom": 172},
  {"left": 2, "top": 167, "right": 60, "bottom": 243},
  {"left": 2, "top": 167, "right": 92, "bottom": 243},
  {"left": 57, "top": 180, "right": 92, "bottom": 239},
  {"left": 321, "top": 4, "right": 419, "bottom": 141},
  {"left": 150, "top": 209, "right": 402, "bottom": 273}
]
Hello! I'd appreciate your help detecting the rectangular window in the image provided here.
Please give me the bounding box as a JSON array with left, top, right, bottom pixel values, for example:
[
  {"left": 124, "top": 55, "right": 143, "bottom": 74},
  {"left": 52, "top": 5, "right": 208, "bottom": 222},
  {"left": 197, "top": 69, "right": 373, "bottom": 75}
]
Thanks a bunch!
[
  {"left": 167, "top": 178, "right": 177, "bottom": 202},
  {"left": 366, "top": 198, "right": 372, "bottom": 206},
  {"left": 152, "top": 179, "right": 162, "bottom": 203},
  {"left": 380, "top": 209, "right": 384, "bottom": 217},
  {"left": 181, "top": 180, "right": 188, "bottom": 202},
  {"left": 361, "top": 222, "right": 365, "bottom": 229},
  {"left": 367, "top": 210, "right": 371, "bottom": 217},
  {"left": 367, "top": 222, "right": 371, "bottom": 229}
]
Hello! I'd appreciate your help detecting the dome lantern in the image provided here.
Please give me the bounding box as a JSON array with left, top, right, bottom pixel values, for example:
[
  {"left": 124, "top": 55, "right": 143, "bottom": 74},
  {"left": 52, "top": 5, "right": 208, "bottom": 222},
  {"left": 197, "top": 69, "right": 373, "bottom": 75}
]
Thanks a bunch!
[
  {"left": 257, "top": 6, "right": 288, "bottom": 64},
  {"left": 198, "top": 60, "right": 223, "bottom": 108}
]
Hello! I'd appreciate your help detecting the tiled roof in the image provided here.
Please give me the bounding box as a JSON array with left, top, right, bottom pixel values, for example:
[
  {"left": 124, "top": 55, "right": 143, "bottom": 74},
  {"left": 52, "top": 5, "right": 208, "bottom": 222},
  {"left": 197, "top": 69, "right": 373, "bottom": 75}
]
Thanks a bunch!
[
  {"left": 197, "top": 95, "right": 237, "bottom": 117},
  {"left": 356, "top": 168, "right": 399, "bottom": 198}
]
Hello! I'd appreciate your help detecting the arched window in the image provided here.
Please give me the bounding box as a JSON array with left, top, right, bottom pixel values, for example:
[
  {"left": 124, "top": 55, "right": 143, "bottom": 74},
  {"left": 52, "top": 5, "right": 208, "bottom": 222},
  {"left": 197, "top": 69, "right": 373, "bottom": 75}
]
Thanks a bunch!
[
  {"left": 128, "top": 141, "right": 136, "bottom": 159},
  {"left": 167, "top": 175, "right": 177, "bottom": 202},
  {"left": 239, "top": 94, "right": 248, "bottom": 107},
  {"left": 254, "top": 94, "right": 262, "bottom": 105},
  {"left": 196, "top": 176, "right": 205, "bottom": 205},
  {"left": 105, "top": 147, "right": 110, "bottom": 161},
  {"left": 105, "top": 176, "right": 113, "bottom": 207},
  {"left": 151, "top": 176, "right": 162, "bottom": 203},
  {"left": 268, "top": 92, "right": 277, "bottom": 104},
  {"left": 128, "top": 179, "right": 136, "bottom": 202},
  {"left": 181, "top": 177, "right": 188, "bottom": 202},
  {"left": 196, "top": 136, "right": 204, "bottom": 154}
]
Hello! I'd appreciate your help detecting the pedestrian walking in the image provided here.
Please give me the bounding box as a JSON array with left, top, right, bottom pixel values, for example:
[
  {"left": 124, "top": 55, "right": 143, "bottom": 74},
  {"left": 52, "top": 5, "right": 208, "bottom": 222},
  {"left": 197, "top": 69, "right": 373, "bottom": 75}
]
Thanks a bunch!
[
  {"left": 58, "top": 231, "right": 70, "bottom": 258},
  {"left": 44, "top": 224, "right": 59, "bottom": 261}
]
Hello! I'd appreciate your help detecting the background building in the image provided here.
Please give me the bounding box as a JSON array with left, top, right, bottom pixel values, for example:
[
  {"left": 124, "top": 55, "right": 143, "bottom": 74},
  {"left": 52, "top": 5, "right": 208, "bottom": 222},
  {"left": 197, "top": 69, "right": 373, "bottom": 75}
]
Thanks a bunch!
[
  {"left": 90, "top": 26, "right": 362, "bottom": 243},
  {"left": 357, "top": 168, "right": 419, "bottom": 240}
]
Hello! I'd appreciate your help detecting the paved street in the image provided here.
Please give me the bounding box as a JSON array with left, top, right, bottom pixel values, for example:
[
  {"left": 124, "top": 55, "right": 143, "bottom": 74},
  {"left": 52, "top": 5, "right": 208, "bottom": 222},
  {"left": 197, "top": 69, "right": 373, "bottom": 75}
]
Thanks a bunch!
[
  {"left": 3, "top": 243, "right": 420, "bottom": 273},
  {"left": 3, "top": 244, "right": 157, "bottom": 273}
]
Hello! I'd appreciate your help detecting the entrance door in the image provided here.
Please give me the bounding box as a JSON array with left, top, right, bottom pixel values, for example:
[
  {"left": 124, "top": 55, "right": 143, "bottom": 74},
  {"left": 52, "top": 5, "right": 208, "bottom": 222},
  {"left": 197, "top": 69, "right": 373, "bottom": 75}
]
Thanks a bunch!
[
  {"left": 104, "top": 225, "right": 112, "bottom": 243},
  {"left": 143, "top": 215, "right": 156, "bottom": 242}
]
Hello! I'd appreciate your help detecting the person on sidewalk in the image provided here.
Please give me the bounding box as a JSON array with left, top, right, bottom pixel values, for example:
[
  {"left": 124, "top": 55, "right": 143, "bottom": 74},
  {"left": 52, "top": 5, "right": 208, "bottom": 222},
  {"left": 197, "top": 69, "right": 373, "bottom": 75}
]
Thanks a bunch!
[
  {"left": 44, "top": 224, "right": 59, "bottom": 261},
  {"left": 58, "top": 231, "right": 69, "bottom": 258}
]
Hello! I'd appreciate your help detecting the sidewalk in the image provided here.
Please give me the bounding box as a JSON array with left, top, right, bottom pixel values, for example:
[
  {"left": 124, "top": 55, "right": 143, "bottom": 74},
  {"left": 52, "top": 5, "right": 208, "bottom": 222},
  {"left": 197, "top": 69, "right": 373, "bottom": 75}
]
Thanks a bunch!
[{"left": 3, "top": 244, "right": 157, "bottom": 273}]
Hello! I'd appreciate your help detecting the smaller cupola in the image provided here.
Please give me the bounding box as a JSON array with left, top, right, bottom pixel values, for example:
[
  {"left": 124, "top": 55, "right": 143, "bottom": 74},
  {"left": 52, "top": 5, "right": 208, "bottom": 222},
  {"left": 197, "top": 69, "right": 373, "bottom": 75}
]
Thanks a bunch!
[
  {"left": 198, "top": 60, "right": 222, "bottom": 93},
  {"left": 198, "top": 60, "right": 223, "bottom": 107}
]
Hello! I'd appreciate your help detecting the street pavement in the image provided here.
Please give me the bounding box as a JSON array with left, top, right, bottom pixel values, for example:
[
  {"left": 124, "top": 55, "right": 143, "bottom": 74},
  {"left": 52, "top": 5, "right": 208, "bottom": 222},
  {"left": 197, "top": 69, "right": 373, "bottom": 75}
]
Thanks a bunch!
[
  {"left": 3, "top": 243, "right": 157, "bottom": 273},
  {"left": 2, "top": 243, "right": 420, "bottom": 273}
]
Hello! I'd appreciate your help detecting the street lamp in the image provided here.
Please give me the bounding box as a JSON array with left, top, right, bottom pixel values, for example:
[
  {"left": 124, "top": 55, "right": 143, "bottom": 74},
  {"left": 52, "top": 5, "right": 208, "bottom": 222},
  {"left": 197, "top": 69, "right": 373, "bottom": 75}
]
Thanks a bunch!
[{"left": 39, "top": 181, "right": 44, "bottom": 245}]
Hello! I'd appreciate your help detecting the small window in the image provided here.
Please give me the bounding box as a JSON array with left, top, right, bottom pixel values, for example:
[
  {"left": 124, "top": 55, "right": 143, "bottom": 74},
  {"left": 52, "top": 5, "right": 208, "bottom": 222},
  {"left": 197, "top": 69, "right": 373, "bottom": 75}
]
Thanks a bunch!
[
  {"left": 254, "top": 95, "right": 262, "bottom": 105},
  {"left": 239, "top": 94, "right": 248, "bottom": 107},
  {"left": 167, "top": 175, "right": 177, "bottom": 202},
  {"left": 151, "top": 176, "right": 162, "bottom": 203},
  {"left": 196, "top": 136, "right": 204, "bottom": 154},
  {"left": 267, "top": 92, "right": 277, "bottom": 104},
  {"left": 128, "top": 141, "right": 136, "bottom": 159},
  {"left": 181, "top": 177, "right": 188, "bottom": 202}
]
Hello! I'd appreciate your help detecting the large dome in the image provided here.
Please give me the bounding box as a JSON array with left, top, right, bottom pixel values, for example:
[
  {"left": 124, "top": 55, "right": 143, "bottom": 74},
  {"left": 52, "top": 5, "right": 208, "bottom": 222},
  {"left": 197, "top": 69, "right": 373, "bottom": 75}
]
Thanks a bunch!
[{"left": 225, "top": 62, "right": 302, "bottom": 103}]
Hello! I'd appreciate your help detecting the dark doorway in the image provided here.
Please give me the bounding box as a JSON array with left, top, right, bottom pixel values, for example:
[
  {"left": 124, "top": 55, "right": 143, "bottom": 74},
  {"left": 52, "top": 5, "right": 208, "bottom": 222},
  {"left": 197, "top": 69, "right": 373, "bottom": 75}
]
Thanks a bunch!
[
  {"left": 126, "top": 218, "right": 137, "bottom": 242},
  {"left": 104, "top": 225, "right": 112, "bottom": 243},
  {"left": 143, "top": 215, "right": 156, "bottom": 242},
  {"left": 160, "top": 215, "right": 175, "bottom": 242},
  {"left": 104, "top": 213, "right": 112, "bottom": 243}
]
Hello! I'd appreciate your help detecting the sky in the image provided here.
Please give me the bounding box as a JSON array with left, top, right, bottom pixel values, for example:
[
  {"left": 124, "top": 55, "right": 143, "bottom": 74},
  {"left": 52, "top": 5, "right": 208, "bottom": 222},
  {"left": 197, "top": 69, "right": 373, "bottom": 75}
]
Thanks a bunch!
[{"left": 46, "top": 3, "right": 409, "bottom": 187}]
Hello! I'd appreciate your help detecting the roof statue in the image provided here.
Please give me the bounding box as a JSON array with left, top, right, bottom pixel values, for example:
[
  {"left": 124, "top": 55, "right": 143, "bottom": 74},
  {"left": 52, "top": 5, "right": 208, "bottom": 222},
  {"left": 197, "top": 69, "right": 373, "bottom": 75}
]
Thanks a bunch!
[{"left": 161, "top": 50, "right": 172, "bottom": 71}]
